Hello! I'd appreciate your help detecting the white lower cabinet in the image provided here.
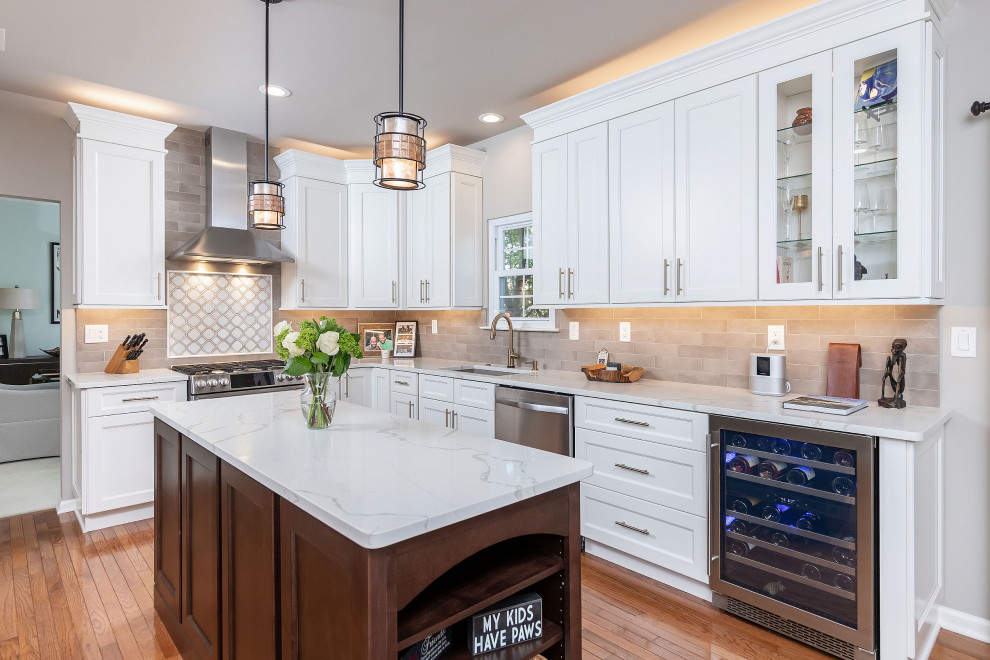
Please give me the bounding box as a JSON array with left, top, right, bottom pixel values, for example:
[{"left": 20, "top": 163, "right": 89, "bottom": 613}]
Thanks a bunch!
[
  {"left": 417, "top": 374, "right": 495, "bottom": 438},
  {"left": 419, "top": 398, "right": 450, "bottom": 428},
  {"left": 339, "top": 369, "right": 372, "bottom": 407},
  {"left": 452, "top": 404, "right": 494, "bottom": 438},
  {"left": 391, "top": 392, "right": 418, "bottom": 420},
  {"left": 372, "top": 368, "right": 391, "bottom": 412}
]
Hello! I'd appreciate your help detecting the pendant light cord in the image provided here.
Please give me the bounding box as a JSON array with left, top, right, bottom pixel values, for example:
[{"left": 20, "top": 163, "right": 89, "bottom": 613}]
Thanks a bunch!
[
  {"left": 264, "top": 0, "right": 271, "bottom": 181},
  {"left": 398, "top": 0, "right": 404, "bottom": 114}
]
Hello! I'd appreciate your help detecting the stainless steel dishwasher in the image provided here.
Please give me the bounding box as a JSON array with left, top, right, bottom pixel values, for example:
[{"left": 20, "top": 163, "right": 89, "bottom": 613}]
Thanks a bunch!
[{"left": 494, "top": 386, "right": 574, "bottom": 456}]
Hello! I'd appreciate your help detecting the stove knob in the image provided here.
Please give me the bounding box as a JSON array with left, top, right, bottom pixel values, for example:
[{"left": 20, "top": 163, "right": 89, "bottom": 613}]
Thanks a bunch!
[
  {"left": 276, "top": 373, "right": 285, "bottom": 382},
  {"left": 195, "top": 379, "right": 207, "bottom": 389},
  {"left": 219, "top": 378, "right": 230, "bottom": 387},
  {"left": 207, "top": 379, "right": 219, "bottom": 388}
]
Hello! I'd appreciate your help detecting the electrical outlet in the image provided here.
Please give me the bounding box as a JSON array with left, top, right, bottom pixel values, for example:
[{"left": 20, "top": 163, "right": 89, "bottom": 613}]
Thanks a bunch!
[
  {"left": 951, "top": 327, "right": 977, "bottom": 357},
  {"left": 767, "top": 325, "right": 785, "bottom": 351},
  {"left": 569, "top": 322, "right": 579, "bottom": 340},
  {"left": 619, "top": 322, "right": 631, "bottom": 343},
  {"left": 431, "top": 319, "right": 438, "bottom": 334},
  {"left": 84, "top": 325, "right": 109, "bottom": 344}
]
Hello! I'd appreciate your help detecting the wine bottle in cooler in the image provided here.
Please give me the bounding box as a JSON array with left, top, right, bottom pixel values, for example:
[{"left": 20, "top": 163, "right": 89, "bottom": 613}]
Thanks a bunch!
[
  {"left": 755, "top": 459, "right": 788, "bottom": 480},
  {"left": 831, "top": 475, "right": 857, "bottom": 497},
  {"left": 786, "top": 465, "right": 817, "bottom": 486},
  {"left": 832, "top": 536, "right": 857, "bottom": 567},
  {"left": 770, "top": 530, "right": 794, "bottom": 547},
  {"left": 754, "top": 435, "right": 773, "bottom": 452},
  {"left": 728, "top": 433, "right": 749, "bottom": 449},
  {"left": 800, "top": 443, "right": 826, "bottom": 462},
  {"left": 800, "top": 563, "right": 823, "bottom": 581},
  {"left": 729, "top": 493, "right": 764, "bottom": 515},
  {"left": 728, "top": 454, "right": 760, "bottom": 474},
  {"left": 751, "top": 526, "right": 774, "bottom": 544},
  {"left": 771, "top": 437, "right": 797, "bottom": 456},
  {"left": 726, "top": 538, "right": 756, "bottom": 557},
  {"left": 833, "top": 450, "right": 856, "bottom": 468},
  {"left": 726, "top": 516, "right": 749, "bottom": 536},
  {"left": 832, "top": 573, "right": 855, "bottom": 591},
  {"left": 795, "top": 511, "right": 828, "bottom": 534}
]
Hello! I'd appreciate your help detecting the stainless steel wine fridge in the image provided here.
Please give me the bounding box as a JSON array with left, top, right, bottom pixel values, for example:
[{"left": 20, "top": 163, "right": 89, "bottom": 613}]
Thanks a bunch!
[{"left": 709, "top": 416, "right": 876, "bottom": 660}]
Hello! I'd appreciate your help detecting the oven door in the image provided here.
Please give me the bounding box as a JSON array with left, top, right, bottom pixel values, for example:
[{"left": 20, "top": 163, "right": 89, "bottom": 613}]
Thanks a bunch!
[{"left": 191, "top": 384, "right": 303, "bottom": 400}]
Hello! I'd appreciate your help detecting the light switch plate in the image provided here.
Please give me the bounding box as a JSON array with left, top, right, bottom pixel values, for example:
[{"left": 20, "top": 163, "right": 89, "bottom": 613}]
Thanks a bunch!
[
  {"left": 569, "top": 322, "right": 579, "bottom": 340},
  {"left": 767, "top": 325, "right": 785, "bottom": 351},
  {"left": 0, "top": 28, "right": 6, "bottom": 52},
  {"left": 84, "top": 324, "right": 109, "bottom": 344},
  {"left": 950, "top": 327, "right": 977, "bottom": 357},
  {"left": 619, "top": 322, "right": 631, "bottom": 343},
  {"left": 431, "top": 319, "right": 438, "bottom": 334}
]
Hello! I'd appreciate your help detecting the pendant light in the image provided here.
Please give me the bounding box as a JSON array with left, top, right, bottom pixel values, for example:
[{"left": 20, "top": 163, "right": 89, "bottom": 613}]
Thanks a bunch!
[
  {"left": 373, "top": 0, "right": 427, "bottom": 190},
  {"left": 248, "top": 0, "right": 286, "bottom": 229}
]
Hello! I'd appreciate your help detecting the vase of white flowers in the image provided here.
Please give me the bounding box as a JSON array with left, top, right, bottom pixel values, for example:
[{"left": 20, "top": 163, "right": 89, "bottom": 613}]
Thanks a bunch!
[{"left": 273, "top": 317, "right": 363, "bottom": 430}]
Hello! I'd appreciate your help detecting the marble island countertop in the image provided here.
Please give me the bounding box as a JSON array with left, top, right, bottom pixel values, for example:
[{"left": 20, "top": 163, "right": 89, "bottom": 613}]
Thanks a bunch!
[
  {"left": 352, "top": 357, "right": 951, "bottom": 442},
  {"left": 151, "top": 391, "right": 593, "bottom": 549}
]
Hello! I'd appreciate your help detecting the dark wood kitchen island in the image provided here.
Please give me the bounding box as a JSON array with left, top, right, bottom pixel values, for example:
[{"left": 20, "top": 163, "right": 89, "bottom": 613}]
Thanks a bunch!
[{"left": 150, "top": 391, "right": 592, "bottom": 660}]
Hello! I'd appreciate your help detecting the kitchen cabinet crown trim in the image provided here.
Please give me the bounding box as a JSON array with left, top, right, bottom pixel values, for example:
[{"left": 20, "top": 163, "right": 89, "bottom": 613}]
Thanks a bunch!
[
  {"left": 275, "top": 144, "right": 485, "bottom": 186},
  {"left": 274, "top": 149, "right": 348, "bottom": 183},
  {"left": 64, "top": 102, "right": 177, "bottom": 152},
  {"left": 521, "top": 0, "right": 944, "bottom": 139}
]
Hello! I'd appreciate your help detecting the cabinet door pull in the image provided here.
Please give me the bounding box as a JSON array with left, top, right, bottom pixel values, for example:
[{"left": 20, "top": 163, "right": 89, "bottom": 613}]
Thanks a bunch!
[
  {"left": 567, "top": 268, "right": 574, "bottom": 299},
  {"left": 451, "top": 410, "right": 457, "bottom": 426},
  {"left": 445, "top": 409, "right": 450, "bottom": 428},
  {"left": 300, "top": 278, "right": 306, "bottom": 303},
  {"left": 614, "top": 463, "right": 650, "bottom": 475},
  {"left": 157, "top": 272, "right": 163, "bottom": 301},
  {"left": 392, "top": 281, "right": 397, "bottom": 304},
  {"left": 663, "top": 259, "right": 670, "bottom": 296},
  {"left": 615, "top": 417, "right": 649, "bottom": 427},
  {"left": 419, "top": 280, "right": 424, "bottom": 303},
  {"left": 122, "top": 395, "right": 159, "bottom": 403},
  {"left": 817, "top": 247, "right": 824, "bottom": 292},
  {"left": 836, "top": 245, "right": 844, "bottom": 292},
  {"left": 408, "top": 400, "right": 414, "bottom": 418},
  {"left": 558, "top": 268, "right": 565, "bottom": 299},
  {"left": 344, "top": 373, "right": 349, "bottom": 398},
  {"left": 394, "top": 380, "right": 409, "bottom": 387},
  {"left": 425, "top": 280, "right": 430, "bottom": 304},
  {"left": 676, "top": 259, "right": 684, "bottom": 295},
  {"left": 615, "top": 521, "right": 650, "bottom": 536}
]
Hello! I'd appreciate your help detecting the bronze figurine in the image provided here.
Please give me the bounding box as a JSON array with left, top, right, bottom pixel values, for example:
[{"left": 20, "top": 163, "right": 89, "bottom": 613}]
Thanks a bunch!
[{"left": 878, "top": 338, "right": 908, "bottom": 409}]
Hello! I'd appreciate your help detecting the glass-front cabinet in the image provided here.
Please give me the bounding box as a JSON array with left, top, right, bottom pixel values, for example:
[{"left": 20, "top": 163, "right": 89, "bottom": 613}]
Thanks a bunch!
[{"left": 759, "top": 53, "right": 833, "bottom": 300}]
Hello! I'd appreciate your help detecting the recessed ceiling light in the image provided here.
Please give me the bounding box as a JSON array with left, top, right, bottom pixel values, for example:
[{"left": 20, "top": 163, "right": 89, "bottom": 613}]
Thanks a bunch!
[
  {"left": 478, "top": 113, "right": 504, "bottom": 124},
  {"left": 259, "top": 84, "right": 291, "bottom": 98}
]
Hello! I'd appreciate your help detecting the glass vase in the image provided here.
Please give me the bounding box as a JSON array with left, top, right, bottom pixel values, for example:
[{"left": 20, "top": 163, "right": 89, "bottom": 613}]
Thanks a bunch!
[{"left": 300, "top": 372, "right": 336, "bottom": 430}]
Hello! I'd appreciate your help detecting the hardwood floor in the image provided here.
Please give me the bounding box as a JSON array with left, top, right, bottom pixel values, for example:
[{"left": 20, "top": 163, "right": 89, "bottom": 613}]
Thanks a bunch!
[{"left": 0, "top": 510, "right": 986, "bottom": 660}]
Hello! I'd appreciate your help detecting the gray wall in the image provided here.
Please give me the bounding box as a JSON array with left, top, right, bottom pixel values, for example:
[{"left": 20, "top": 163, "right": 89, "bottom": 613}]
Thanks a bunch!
[
  {"left": 470, "top": 125, "right": 534, "bottom": 222},
  {"left": 939, "top": 0, "right": 990, "bottom": 623}
]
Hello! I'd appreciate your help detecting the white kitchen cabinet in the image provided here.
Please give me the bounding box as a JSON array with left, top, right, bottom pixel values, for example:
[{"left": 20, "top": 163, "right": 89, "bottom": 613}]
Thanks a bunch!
[
  {"left": 390, "top": 392, "right": 418, "bottom": 420},
  {"left": 279, "top": 173, "right": 348, "bottom": 309},
  {"left": 452, "top": 403, "right": 495, "bottom": 438},
  {"left": 64, "top": 104, "right": 175, "bottom": 309},
  {"left": 674, "top": 76, "right": 758, "bottom": 302},
  {"left": 608, "top": 103, "right": 676, "bottom": 303},
  {"left": 349, "top": 184, "right": 400, "bottom": 308},
  {"left": 532, "top": 136, "right": 569, "bottom": 306},
  {"left": 372, "top": 368, "right": 391, "bottom": 412},
  {"left": 339, "top": 369, "right": 372, "bottom": 407},
  {"left": 418, "top": 398, "right": 450, "bottom": 428}
]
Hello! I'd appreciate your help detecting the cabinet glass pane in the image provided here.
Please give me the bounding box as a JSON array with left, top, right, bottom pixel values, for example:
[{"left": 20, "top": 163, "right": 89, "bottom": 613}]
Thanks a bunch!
[
  {"left": 850, "top": 49, "right": 898, "bottom": 281},
  {"left": 718, "top": 429, "right": 861, "bottom": 628},
  {"left": 775, "top": 74, "right": 814, "bottom": 285}
]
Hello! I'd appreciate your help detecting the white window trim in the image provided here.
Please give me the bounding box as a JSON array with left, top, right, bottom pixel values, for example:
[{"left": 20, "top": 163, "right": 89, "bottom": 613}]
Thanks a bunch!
[{"left": 486, "top": 213, "right": 557, "bottom": 332}]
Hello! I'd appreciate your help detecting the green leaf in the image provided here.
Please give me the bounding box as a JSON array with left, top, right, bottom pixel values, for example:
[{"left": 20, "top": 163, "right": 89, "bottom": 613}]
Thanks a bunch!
[
  {"left": 283, "top": 356, "right": 313, "bottom": 376},
  {"left": 310, "top": 352, "right": 330, "bottom": 365},
  {"left": 331, "top": 353, "right": 351, "bottom": 378}
]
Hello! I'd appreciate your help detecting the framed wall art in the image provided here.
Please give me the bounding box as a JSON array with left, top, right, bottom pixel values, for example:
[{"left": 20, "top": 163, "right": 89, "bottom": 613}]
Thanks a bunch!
[
  {"left": 393, "top": 321, "right": 417, "bottom": 358},
  {"left": 358, "top": 323, "right": 394, "bottom": 358},
  {"left": 50, "top": 242, "right": 60, "bottom": 324}
]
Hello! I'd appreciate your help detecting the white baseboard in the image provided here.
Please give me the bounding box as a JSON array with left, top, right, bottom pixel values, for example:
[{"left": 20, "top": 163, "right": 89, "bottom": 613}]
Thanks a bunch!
[
  {"left": 57, "top": 499, "right": 78, "bottom": 515},
  {"left": 939, "top": 605, "right": 990, "bottom": 644}
]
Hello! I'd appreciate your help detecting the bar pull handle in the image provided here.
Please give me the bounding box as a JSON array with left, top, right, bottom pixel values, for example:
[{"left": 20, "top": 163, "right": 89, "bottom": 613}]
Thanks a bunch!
[
  {"left": 392, "top": 281, "right": 397, "bottom": 304},
  {"left": 836, "top": 245, "right": 844, "bottom": 291},
  {"left": 567, "top": 268, "right": 574, "bottom": 299},
  {"left": 426, "top": 280, "right": 430, "bottom": 304},
  {"left": 614, "top": 463, "right": 650, "bottom": 475},
  {"left": 419, "top": 280, "right": 424, "bottom": 304},
  {"left": 445, "top": 409, "right": 450, "bottom": 428},
  {"left": 122, "top": 395, "right": 159, "bottom": 403},
  {"left": 558, "top": 268, "right": 565, "bottom": 299},
  {"left": 300, "top": 278, "right": 306, "bottom": 303},
  {"left": 408, "top": 400, "right": 413, "bottom": 418},
  {"left": 394, "top": 380, "right": 409, "bottom": 387},
  {"left": 344, "top": 373, "right": 349, "bottom": 398},
  {"left": 157, "top": 273, "right": 163, "bottom": 301},
  {"left": 676, "top": 259, "right": 684, "bottom": 295},
  {"left": 663, "top": 259, "right": 670, "bottom": 296},
  {"left": 817, "top": 247, "right": 824, "bottom": 292},
  {"left": 451, "top": 410, "right": 457, "bottom": 426},
  {"left": 615, "top": 417, "right": 650, "bottom": 427},
  {"left": 615, "top": 521, "right": 650, "bottom": 536}
]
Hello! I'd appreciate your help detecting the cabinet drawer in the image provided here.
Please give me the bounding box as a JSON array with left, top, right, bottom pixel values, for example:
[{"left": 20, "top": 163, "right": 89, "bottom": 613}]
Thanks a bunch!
[
  {"left": 575, "top": 397, "right": 708, "bottom": 451},
  {"left": 390, "top": 371, "right": 419, "bottom": 395},
  {"left": 453, "top": 403, "right": 494, "bottom": 439},
  {"left": 581, "top": 483, "right": 708, "bottom": 583},
  {"left": 453, "top": 379, "right": 495, "bottom": 410},
  {"left": 85, "top": 382, "right": 186, "bottom": 417},
  {"left": 419, "top": 374, "right": 454, "bottom": 402},
  {"left": 576, "top": 428, "right": 707, "bottom": 516}
]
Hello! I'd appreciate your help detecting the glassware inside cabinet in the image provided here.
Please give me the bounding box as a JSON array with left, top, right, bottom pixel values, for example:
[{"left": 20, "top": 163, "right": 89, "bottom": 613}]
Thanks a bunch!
[
  {"left": 850, "top": 49, "right": 898, "bottom": 282},
  {"left": 774, "top": 74, "right": 814, "bottom": 286}
]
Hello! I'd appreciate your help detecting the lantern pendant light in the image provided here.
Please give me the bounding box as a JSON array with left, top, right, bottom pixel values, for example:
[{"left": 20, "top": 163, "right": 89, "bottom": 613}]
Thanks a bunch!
[
  {"left": 373, "top": 0, "right": 427, "bottom": 190},
  {"left": 248, "top": 0, "right": 286, "bottom": 229}
]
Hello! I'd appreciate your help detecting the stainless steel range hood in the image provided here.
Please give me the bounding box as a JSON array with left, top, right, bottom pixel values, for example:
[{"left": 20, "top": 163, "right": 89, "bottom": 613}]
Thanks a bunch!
[{"left": 169, "top": 127, "right": 293, "bottom": 264}]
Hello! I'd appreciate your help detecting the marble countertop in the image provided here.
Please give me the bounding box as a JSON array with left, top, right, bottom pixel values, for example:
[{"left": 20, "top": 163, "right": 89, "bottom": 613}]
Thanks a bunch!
[
  {"left": 66, "top": 369, "right": 188, "bottom": 389},
  {"left": 351, "top": 357, "right": 951, "bottom": 442},
  {"left": 151, "top": 391, "right": 593, "bottom": 549}
]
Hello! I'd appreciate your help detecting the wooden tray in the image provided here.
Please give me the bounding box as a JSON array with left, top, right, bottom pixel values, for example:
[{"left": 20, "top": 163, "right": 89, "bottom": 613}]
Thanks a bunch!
[{"left": 581, "top": 364, "right": 645, "bottom": 383}]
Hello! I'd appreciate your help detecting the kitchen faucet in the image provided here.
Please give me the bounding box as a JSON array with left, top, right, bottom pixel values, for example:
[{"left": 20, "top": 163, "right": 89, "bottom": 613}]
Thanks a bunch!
[{"left": 489, "top": 312, "right": 519, "bottom": 368}]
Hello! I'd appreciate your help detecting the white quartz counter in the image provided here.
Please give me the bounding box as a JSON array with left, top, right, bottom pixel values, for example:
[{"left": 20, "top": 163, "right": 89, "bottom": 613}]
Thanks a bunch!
[
  {"left": 151, "top": 391, "right": 593, "bottom": 549},
  {"left": 66, "top": 369, "right": 188, "bottom": 389},
  {"left": 352, "top": 357, "right": 951, "bottom": 442}
]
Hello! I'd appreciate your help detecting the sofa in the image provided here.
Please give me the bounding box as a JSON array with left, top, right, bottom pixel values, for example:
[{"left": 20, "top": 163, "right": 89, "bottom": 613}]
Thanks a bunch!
[{"left": 0, "top": 382, "right": 60, "bottom": 463}]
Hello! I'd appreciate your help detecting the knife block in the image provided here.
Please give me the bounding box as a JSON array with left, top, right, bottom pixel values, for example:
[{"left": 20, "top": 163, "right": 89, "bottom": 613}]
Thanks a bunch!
[{"left": 104, "top": 345, "right": 140, "bottom": 374}]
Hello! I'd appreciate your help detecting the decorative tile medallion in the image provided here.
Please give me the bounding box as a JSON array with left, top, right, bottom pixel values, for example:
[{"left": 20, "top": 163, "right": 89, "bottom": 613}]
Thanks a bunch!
[{"left": 167, "top": 271, "right": 273, "bottom": 357}]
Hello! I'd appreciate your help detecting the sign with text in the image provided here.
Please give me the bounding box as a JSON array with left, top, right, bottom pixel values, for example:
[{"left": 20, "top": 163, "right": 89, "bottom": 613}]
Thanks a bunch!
[{"left": 470, "top": 592, "right": 543, "bottom": 655}]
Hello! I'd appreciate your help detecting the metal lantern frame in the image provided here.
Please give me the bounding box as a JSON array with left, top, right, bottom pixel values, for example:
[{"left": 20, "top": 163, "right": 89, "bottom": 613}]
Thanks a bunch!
[{"left": 249, "top": 0, "right": 286, "bottom": 230}]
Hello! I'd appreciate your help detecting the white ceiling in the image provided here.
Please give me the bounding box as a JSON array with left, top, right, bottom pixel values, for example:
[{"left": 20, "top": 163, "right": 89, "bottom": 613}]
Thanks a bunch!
[{"left": 0, "top": 0, "right": 810, "bottom": 157}]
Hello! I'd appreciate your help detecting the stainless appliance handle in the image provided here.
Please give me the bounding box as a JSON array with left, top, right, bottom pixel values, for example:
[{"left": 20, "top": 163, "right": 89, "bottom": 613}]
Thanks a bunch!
[
  {"left": 496, "top": 399, "right": 570, "bottom": 415},
  {"left": 615, "top": 521, "right": 650, "bottom": 536},
  {"left": 615, "top": 417, "right": 649, "bottom": 427},
  {"left": 558, "top": 268, "right": 565, "bottom": 299},
  {"left": 817, "top": 247, "right": 824, "bottom": 292},
  {"left": 663, "top": 259, "right": 670, "bottom": 296},
  {"left": 122, "top": 395, "right": 159, "bottom": 403},
  {"left": 614, "top": 463, "right": 650, "bottom": 475},
  {"left": 836, "top": 245, "right": 843, "bottom": 291}
]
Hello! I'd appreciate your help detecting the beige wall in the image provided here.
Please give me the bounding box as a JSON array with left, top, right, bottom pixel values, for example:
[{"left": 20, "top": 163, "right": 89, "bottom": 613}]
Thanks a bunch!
[{"left": 469, "top": 125, "right": 534, "bottom": 221}]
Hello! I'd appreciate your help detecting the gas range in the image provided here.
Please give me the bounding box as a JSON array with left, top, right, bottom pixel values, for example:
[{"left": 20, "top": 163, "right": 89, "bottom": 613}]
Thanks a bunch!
[{"left": 171, "top": 359, "right": 304, "bottom": 399}]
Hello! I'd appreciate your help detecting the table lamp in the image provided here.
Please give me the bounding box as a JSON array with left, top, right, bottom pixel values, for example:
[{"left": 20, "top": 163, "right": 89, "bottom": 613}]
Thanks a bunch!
[{"left": 0, "top": 285, "right": 41, "bottom": 358}]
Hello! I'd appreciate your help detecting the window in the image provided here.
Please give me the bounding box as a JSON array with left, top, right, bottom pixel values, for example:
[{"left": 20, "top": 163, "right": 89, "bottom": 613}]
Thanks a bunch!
[{"left": 488, "top": 213, "right": 555, "bottom": 331}]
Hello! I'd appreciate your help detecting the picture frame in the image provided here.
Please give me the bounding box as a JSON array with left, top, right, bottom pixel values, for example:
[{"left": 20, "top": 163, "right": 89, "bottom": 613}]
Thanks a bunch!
[
  {"left": 0, "top": 334, "right": 8, "bottom": 359},
  {"left": 357, "top": 323, "right": 395, "bottom": 358},
  {"left": 50, "top": 242, "right": 61, "bottom": 324},
  {"left": 393, "top": 321, "right": 417, "bottom": 358}
]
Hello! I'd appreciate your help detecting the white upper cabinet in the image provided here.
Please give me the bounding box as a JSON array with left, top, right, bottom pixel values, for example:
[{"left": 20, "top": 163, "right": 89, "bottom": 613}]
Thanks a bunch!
[
  {"left": 450, "top": 172, "right": 485, "bottom": 308},
  {"left": 609, "top": 103, "right": 676, "bottom": 304},
  {"left": 674, "top": 76, "right": 758, "bottom": 302},
  {"left": 758, "top": 52, "right": 834, "bottom": 301},
  {"left": 532, "top": 136, "right": 569, "bottom": 306},
  {"left": 349, "top": 184, "right": 400, "bottom": 308},
  {"left": 65, "top": 104, "right": 175, "bottom": 309}
]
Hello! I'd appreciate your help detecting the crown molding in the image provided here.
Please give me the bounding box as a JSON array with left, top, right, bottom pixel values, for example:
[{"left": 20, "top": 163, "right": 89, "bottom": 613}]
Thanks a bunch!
[
  {"left": 275, "top": 149, "right": 348, "bottom": 184},
  {"left": 423, "top": 144, "right": 486, "bottom": 179},
  {"left": 63, "top": 102, "right": 176, "bottom": 152}
]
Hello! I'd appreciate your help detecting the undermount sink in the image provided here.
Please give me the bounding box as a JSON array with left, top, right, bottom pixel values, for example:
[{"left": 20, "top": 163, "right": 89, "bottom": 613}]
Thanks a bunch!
[{"left": 441, "top": 365, "right": 535, "bottom": 377}]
